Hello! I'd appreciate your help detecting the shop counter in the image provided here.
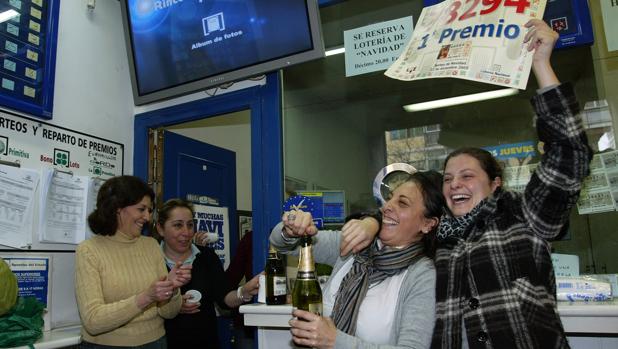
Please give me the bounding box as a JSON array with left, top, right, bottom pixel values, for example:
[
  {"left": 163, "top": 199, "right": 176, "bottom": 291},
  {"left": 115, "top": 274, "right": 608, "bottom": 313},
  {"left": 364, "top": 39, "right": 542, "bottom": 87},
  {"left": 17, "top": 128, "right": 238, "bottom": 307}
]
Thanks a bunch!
[
  {"left": 558, "top": 300, "right": 618, "bottom": 334},
  {"left": 240, "top": 304, "right": 294, "bottom": 348},
  {"left": 240, "top": 302, "right": 618, "bottom": 349}
]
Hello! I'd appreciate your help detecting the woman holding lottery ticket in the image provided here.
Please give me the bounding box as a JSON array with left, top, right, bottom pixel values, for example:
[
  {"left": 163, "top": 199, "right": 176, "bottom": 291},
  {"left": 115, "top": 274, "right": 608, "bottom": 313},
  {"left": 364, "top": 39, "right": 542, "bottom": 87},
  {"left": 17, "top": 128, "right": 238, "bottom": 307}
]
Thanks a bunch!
[{"left": 352, "top": 19, "right": 592, "bottom": 349}]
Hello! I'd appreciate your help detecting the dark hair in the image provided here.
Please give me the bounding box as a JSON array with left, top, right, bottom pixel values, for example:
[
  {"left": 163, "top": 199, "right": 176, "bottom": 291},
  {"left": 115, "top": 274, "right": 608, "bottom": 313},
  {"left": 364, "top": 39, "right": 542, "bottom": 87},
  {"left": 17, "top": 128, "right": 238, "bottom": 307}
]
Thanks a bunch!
[
  {"left": 402, "top": 170, "right": 445, "bottom": 258},
  {"left": 87, "top": 176, "right": 155, "bottom": 236},
  {"left": 157, "top": 199, "right": 194, "bottom": 227},
  {"left": 444, "top": 147, "right": 503, "bottom": 185}
]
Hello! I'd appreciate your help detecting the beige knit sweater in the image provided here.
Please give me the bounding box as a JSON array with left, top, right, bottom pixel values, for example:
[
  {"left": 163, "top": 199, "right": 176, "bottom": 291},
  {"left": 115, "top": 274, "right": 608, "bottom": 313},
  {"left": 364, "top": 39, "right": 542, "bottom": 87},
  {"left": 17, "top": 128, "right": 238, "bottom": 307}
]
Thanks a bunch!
[{"left": 75, "top": 231, "right": 181, "bottom": 346}]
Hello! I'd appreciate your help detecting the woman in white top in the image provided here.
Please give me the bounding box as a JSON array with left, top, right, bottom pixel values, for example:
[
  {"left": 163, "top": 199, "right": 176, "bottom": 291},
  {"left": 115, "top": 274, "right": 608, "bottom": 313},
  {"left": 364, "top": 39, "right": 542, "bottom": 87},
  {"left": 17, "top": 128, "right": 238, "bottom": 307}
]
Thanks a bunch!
[{"left": 270, "top": 171, "right": 445, "bottom": 349}]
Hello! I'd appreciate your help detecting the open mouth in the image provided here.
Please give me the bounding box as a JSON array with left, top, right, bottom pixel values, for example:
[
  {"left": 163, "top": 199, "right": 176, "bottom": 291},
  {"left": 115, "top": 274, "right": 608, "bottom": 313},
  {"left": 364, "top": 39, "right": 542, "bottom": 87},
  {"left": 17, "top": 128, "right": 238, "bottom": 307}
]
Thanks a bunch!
[
  {"left": 451, "top": 194, "right": 471, "bottom": 204},
  {"left": 382, "top": 216, "right": 398, "bottom": 225}
]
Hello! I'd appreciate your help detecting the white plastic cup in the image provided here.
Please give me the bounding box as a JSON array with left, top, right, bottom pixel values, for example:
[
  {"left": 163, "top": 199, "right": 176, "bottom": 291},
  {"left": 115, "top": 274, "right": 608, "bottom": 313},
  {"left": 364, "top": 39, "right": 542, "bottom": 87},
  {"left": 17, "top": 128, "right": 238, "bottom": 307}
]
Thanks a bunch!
[
  {"left": 257, "top": 275, "right": 266, "bottom": 303},
  {"left": 185, "top": 289, "right": 202, "bottom": 304},
  {"left": 195, "top": 232, "right": 218, "bottom": 245}
]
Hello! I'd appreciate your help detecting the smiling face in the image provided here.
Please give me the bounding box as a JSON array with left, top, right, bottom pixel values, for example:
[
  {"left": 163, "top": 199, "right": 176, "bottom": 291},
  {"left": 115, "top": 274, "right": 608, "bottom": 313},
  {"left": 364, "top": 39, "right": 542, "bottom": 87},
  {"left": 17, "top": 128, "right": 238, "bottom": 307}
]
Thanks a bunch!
[
  {"left": 117, "top": 196, "right": 152, "bottom": 238},
  {"left": 379, "top": 181, "right": 438, "bottom": 248},
  {"left": 443, "top": 154, "right": 501, "bottom": 217},
  {"left": 157, "top": 207, "right": 195, "bottom": 255}
]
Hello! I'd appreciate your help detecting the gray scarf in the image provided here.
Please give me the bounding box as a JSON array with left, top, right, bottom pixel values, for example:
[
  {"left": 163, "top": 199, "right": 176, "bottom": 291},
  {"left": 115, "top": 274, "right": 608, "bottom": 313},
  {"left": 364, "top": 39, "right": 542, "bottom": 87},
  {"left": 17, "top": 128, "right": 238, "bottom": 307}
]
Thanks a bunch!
[{"left": 331, "top": 239, "right": 425, "bottom": 335}]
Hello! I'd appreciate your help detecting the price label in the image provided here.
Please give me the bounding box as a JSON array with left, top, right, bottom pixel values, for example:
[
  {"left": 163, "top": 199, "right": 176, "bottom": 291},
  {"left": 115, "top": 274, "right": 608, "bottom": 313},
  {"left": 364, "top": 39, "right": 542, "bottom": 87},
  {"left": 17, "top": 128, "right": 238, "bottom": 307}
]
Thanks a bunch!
[
  {"left": 5, "top": 40, "right": 18, "bottom": 54},
  {"left": 3, "top": 59, "right": 17, "bottom": 72},
  {"left": 30, "top": 7, "right": 42, "bottom": 20},
  {"left": 23, "top": 85, "right": 36, "bottom": 98},
  {"left": 25, "top": 67, "right": 37, "bottom": 80},
  {"left": 26, "top": 49, "right": 39, "bottom": 62},
  {"left": 29, "top": 19, "right": 40, "bottom": 33},
  {"left": 28, "top": 33, "right": 40, "bottom": 46},
  {"left": 32, "top": 0, "right": 43, "bottom": 7},
  {"left": 7, "top": 23, "right": 19, "bottom": 36},
  {"left": 2, "top": 78, "right": 15, "bottom": 91},
  {"left": 9, "top": 0, "right": 22, "bottom": 10}
]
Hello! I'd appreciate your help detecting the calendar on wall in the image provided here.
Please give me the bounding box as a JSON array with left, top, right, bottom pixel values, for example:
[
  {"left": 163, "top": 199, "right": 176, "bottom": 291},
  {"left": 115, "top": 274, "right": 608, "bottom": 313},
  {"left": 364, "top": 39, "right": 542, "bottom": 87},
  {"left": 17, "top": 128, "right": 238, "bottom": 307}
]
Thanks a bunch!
[{"left": 0, "top": 0, "right": 60, "bottom": 119}]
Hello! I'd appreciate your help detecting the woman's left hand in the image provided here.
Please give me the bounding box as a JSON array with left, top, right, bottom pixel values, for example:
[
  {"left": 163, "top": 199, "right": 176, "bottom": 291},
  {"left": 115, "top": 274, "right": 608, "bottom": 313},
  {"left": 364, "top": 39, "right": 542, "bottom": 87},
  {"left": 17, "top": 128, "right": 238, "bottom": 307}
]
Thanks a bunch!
[
  {"left": 289, "top": 309, "right": 337, "bottom": 349},
  {"left": 168, "top": 262, "right": 192, "bottom": 288},
  {"left": 179, "top": 293, "right": 201, "bottom": 314},
  {"left": 242, "top": 273, "right": 261, "bottom": 299}
]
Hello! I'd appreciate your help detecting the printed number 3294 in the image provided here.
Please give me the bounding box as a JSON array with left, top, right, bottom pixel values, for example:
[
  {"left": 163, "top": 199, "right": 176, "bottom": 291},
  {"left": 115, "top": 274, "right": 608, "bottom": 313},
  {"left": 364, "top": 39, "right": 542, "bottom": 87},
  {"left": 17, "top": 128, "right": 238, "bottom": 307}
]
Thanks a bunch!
[{"left": 445, "top": 0, "right": 531, "bottom": 24}]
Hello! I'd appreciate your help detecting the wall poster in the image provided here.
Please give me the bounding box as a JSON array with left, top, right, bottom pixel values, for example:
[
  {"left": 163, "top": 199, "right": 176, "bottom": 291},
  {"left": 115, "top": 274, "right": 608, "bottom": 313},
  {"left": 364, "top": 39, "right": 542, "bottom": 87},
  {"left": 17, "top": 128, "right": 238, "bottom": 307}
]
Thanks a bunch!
[{"left": 0, "top": 109, "right": 124, "bottom": 178}]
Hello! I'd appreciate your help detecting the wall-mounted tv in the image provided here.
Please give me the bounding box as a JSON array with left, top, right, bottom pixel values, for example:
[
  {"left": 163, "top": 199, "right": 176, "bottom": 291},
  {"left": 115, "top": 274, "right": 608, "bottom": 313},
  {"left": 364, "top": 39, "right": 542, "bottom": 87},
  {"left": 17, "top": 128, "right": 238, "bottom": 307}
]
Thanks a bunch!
[{"left": 120, "top": 0, "right": 325, "bottom": 105}]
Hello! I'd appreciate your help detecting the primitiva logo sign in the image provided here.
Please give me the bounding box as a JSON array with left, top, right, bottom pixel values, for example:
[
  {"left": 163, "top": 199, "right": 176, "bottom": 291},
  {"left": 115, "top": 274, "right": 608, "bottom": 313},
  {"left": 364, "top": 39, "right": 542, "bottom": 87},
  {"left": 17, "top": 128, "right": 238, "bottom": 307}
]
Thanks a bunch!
[
  {"left": 54, "top": 148, "right": 70, "bottom": 167},
  {"left": 0, "top": 136, "right": 8, "bottom": 155}
]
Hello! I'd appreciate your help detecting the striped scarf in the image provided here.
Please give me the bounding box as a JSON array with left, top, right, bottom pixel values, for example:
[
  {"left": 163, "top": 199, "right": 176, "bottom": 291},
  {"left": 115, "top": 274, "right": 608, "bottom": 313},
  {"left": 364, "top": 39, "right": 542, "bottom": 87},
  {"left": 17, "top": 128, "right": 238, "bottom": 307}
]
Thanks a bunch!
[
  {"left": 330, "top": 239, "right": 425, "bottom": 335},
  {"left": 436, "top": 197, "right": 494, "bottom": 241}
]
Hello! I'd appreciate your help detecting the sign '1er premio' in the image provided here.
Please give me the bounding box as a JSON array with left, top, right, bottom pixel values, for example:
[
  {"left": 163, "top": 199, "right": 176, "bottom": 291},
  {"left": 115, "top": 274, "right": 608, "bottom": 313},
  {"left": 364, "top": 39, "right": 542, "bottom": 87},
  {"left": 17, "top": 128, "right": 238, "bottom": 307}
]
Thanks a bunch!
[{"left": 385, "top": 0, "right": 547, "bottom": 89}]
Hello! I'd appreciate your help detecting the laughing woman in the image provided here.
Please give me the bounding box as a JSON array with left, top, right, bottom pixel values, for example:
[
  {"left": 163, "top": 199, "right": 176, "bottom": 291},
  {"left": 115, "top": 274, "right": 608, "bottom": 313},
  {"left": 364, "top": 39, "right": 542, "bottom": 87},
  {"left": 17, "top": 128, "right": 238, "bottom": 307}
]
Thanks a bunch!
[
  {"left": 271, "top": 171, "right": 445, "bottom": 349},
  {"left": 431, "top": 20, "right": 592, "bottom": 349},
  {"left": 75, "top": 176, "right": 191, "bottom": 349},
  {"left": 156, "top": 199, "right": 260, "bottom": 349}
]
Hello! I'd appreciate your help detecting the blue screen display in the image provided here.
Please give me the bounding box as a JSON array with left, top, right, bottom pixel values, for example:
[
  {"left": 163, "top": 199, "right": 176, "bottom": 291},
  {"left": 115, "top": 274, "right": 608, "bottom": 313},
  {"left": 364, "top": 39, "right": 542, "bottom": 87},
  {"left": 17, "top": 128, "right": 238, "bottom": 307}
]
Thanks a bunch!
[
  {"left": 127, "top": 0, "right": 314, "bottom": 95},
  {"left": 297, "top": 191, "right": 346, "bottom": 225}
]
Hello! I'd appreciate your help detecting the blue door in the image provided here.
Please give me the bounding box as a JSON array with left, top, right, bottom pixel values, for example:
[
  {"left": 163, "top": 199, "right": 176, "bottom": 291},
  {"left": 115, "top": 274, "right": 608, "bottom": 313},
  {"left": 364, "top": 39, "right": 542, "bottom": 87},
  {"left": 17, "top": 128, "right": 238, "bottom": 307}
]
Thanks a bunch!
[
  {"left": 162, "top": 130, "right": 237, "bottom": 348},
  {"left": 162, "top": 130, "right": 237, "bottom": 243}
]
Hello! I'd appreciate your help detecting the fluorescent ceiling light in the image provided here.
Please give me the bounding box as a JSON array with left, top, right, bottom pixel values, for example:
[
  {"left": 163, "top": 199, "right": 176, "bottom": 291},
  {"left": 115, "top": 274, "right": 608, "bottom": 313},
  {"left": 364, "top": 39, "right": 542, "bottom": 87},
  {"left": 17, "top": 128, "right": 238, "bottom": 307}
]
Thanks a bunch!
[
  {"left": 0, "top": 9, "right": 19, "bottom": 24},
  {"left": 403, "top": 88, "right": 519, "bottom": 112},
  {"left": 325, "top": 46, "right": 345, "bottom": 56}
]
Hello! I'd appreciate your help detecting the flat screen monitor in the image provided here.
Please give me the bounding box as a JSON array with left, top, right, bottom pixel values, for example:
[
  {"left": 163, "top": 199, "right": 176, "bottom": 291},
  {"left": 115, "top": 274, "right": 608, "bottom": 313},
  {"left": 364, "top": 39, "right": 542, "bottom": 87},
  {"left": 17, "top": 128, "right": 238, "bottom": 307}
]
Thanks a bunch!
[
  {"left": 120, "top": 0, "right": 325, "bottom": 105},
  {"left": 297, "top": 190, "right": 346, "bottom": 226}
]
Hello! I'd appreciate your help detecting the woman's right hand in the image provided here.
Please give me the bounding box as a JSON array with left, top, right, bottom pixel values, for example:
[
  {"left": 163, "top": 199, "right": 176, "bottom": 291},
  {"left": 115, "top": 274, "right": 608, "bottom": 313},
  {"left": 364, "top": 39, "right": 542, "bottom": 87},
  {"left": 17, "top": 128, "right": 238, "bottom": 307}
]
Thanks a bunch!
[
  {"left": 339, "top": 217, "right": 379, "bottom": 256},
  {"left": 282, "top": 210, "right": 317, "bottom": 237},
  {"left": 179, "top": 294, "right": 200, "bottom": 314}
]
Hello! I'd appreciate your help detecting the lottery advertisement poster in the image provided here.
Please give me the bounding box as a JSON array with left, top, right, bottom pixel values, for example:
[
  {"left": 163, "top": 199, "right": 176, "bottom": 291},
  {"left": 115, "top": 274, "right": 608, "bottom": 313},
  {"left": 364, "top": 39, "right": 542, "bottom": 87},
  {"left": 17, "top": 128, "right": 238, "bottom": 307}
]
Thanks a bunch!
[{"left": 386, "top": 0, "right": 547, "bottom": 89}]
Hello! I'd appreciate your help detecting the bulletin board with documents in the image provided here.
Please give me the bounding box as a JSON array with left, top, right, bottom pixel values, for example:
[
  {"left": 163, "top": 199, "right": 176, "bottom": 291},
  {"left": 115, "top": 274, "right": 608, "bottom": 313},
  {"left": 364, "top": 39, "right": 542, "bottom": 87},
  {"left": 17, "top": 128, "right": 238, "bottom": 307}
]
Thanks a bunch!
[{"left": 0, "top": 109, "right": 123, "bottom": 250}]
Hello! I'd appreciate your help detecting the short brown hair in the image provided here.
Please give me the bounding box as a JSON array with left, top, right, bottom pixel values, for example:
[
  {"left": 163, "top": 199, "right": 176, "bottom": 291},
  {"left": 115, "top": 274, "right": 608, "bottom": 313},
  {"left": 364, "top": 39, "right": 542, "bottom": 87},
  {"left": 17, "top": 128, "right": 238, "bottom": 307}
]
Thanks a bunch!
[{"left": 87, "top": 176, "right": 154, "bottom": 236}]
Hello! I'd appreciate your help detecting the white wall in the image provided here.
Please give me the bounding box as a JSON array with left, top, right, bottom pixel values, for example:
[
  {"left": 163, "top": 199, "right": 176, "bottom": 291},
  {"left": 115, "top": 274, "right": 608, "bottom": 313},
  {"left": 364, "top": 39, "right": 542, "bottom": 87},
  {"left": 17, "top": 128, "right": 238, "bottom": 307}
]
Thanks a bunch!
[
  {"left": 284, "top": 103, "right": 376, "bottom": 213},
  {"left": 53, "top": 1, "right": 135, "bottom": 171}
]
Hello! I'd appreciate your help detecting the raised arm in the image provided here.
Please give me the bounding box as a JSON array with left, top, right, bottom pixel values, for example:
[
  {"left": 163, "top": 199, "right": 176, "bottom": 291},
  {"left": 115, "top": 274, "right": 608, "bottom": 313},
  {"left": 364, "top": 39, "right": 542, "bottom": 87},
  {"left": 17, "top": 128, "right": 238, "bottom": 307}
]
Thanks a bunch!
[
  {"left": 524, "top": 19, "right": 559, "bottom": 88},
  {"left": 521, "top": 19, "right": 592, "bottom": 239}
]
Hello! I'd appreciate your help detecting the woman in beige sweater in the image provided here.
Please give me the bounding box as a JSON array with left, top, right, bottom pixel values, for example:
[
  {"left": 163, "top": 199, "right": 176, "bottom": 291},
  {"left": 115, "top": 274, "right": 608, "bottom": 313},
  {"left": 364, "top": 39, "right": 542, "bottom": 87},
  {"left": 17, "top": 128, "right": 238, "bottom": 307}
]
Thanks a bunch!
[{"left": 75, "top": 176, "right": 191, "bottom": 348}]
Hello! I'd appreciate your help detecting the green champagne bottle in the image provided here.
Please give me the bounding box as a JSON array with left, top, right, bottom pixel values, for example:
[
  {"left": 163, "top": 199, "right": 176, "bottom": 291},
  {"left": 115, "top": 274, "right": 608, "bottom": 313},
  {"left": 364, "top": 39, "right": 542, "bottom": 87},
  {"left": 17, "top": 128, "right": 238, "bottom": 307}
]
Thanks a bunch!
[
  {"left": 292, "top": 235, "right": 323, "bottom": 315},
  {"left": 265, "top": 245, "right": 287, "bottom": 305}
]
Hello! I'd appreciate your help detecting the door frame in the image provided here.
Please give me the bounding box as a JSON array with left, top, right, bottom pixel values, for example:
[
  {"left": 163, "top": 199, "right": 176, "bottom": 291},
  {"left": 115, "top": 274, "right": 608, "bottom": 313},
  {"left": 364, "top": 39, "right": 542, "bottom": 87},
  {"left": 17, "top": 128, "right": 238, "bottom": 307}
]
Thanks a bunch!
[{"left": 133, "top": 72, "right": 282, "bottom": 273}]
